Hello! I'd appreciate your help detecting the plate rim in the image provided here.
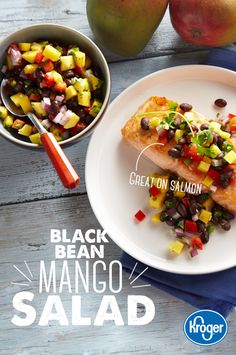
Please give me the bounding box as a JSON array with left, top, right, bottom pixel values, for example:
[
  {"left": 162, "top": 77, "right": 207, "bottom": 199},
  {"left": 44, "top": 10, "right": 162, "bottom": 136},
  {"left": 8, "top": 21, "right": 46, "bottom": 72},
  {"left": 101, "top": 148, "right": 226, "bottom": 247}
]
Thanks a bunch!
[{"left": 85, "top": 64, "right": 236, "bottom": 275}]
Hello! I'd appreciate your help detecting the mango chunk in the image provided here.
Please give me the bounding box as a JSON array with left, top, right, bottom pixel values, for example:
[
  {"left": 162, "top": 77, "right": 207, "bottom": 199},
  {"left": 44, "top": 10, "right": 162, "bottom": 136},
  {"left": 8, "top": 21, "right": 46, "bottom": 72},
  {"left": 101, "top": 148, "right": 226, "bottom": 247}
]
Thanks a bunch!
[
  {"left": 19, "top": 95, "right": 33, "bottom": 114},
  {"left": 22, "top": 50, "right": 39, "bottom": 63},
  {"left": 65, "top": 86, "right": 77, "bottom": 101},
  {"left": 43, "top": 45, "right": 61, "bottom": 62},
  {"left": 169, "top": 241, "right": 185, "bottom": 255},
  {"left": 18, "top": 124, "right": 33, "bottom": 137},
  {"left": 63, "top": 112, "right": 80, "bottom": 129},
  {"left": 24, "top": 64, "right": 38, "bottom": 74},
  {"left": 19, "top": 43, "right": 31, "bottom": 51},
  {"left": 78, "top": 91, "right": 91, "bottom": 107},
  {"left": 10, "top": 93, "right": 25, "bottom": 107},
  {"left": 60, "top": 55, "right": 75, "bottom": 71},
  {"left": 0, "top": 106, "right": 8, "bottom": 119}
]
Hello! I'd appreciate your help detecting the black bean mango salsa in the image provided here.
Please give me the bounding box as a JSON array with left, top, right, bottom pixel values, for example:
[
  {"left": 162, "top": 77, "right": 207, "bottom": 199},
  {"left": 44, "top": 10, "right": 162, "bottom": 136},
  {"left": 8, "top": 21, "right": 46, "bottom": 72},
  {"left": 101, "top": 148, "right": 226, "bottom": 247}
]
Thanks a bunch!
[{"left": 0, "top": 41, "right": 104, "bottom": 143}]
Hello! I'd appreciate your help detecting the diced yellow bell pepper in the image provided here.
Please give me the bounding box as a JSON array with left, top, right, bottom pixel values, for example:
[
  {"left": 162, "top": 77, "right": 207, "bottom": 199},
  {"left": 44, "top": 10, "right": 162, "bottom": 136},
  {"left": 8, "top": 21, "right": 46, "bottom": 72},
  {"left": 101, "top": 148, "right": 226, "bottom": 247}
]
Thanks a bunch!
[
  {"left": 202, "top": 198, "right": 214, "bottom": 211},
  {"left": 3, "top": 115, "right": 13, "bottom": 128},
  {"left": 203, "top": 156, "right": 212, "bottom": 164},
  {"left": 18, "top": 124, "right": 33, "bottom": 137},
  {"left": 174, "top": 190, "right": 186, "bottom": 198},
  {"left": 19, "top": 43, "right": 31, "bottom": 51},
  {"left": 43, "top": 45, "right": 61, "bottom": 62},
  {"left": 29, "top": 133, "right": 41, "bottom": 144},
  {"left": 23, "top": 64, "right": 38, "bottom": 74},
  {"left": 65, "top": 86, "right": 77, "bottom": 101},
  {"left": 73, "top": 78, "right": 90, "bottom": 93},
  {"left": 49, "top": 70, "right": 63, "bottom": 83},
  {"left": 90, "top": 99, "right": 102, "bottom": 117},
  {"left": 197, "top": 161, "right": 211, "bottom": 173},
  {"left": 31, "top": 42, "right": 43, "bottom": 51},
  {"left": 168, "top": 240, "right": 185, "bottom": 255},
  {"left": 149, "top": 192, "right": 166, "bottom": 210},
  {"left": 202, "top": 175, "right": 214, "bottom": 187},
  {"left": 199, "top": 209, "right": 212, "bottom": 224},
  {"left": 74, "top": 51, "right": 86, "bottom": 67},
  {"left": 149, "top": 116, "right": 161, "bottom": 127},
  {"left": 78, "top": 91, "right": 91, "bottom": 107},
  {"left": 19, "top": 95, "right": 33, "bottom": 114},
  {"left": 174, "top": 129, "right": 184, "bottom": 142},
  {"left": 22, "top": 51, "right": 39, "bottom": 63},
  {"left": 229, "top": 117, "right": 236, "bottom": 126},
  {"left": 151, "top": 213, "right": 161, "bottom": 223},
  {"left": 88, "top": 74, "right": 103, "bottom": 91},
  {"left": 10, "top": 93, "right": 25, "bottom": 107},
  {"left": 63, "top": 112, "right": 80, "bottom": 129},
  {"left": 219, "top": 130, "right": 231, "bottom": 140},
  {"left": 209, "top": 144, "right": 222, "bottom": 158},
  {"left": 224, "top": 150, "right": 236, "bottom": 164},
  {"left": 31, "top": 102, "right": 46, "bottom": 116},
  {"left": 0, "top": 106, "right": 8, "bottom": 119},
  {"left": 60, "top": 55, "right": 75, "bottom": 71}
]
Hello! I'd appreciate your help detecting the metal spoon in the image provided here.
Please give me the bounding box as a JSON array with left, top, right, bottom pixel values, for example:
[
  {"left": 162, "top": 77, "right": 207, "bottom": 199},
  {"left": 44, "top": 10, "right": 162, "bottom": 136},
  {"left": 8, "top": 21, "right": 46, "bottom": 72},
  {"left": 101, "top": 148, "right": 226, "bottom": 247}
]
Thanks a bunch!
[{"left": 1, "top": 79, "right": 80, "bottom": 189}]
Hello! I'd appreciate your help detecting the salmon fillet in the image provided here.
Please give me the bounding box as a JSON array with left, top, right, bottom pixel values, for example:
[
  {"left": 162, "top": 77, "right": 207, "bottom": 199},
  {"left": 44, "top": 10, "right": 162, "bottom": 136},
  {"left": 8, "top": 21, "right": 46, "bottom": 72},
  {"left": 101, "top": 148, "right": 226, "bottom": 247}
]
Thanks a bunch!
[{"left": 121, "top": 96, "right": 236, "bottom": 214}]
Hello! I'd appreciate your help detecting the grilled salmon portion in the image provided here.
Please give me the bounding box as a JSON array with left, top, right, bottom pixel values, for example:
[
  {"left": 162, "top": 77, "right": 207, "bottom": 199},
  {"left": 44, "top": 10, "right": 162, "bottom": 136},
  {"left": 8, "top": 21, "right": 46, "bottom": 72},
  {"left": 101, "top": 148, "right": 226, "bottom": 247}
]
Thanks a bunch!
[{"left": 121, "top": 96, "right": 236, "bottom": 213}]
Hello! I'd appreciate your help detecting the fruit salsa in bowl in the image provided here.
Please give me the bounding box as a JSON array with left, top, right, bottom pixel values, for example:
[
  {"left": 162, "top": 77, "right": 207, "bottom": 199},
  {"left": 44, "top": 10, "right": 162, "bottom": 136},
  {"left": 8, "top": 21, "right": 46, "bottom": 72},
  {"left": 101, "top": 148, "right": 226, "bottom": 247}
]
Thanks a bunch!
[{"left": 0, "top": 24, "right": 111, "bottom": 148}]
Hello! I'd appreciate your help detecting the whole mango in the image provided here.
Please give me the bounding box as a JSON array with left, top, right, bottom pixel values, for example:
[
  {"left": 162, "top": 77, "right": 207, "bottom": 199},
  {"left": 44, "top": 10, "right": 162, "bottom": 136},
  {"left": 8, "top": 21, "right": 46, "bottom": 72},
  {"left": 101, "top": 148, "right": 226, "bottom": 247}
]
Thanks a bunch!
[
  {"left": 86, "top": 0, "right": 168, "bottom": 57},
  {"left": 169, "top": 0, "right": 236, "bottom": 46}
]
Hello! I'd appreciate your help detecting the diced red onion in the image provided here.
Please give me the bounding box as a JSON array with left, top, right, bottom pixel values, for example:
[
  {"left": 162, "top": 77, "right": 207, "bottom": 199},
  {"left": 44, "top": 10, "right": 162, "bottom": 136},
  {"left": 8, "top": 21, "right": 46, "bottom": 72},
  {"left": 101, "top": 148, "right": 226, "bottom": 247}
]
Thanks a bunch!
[
  {"left": 55, "top": 95, "right": 64, "bottom": 103},
  {"left": 43, "top": 97, "right": 51, "bottom": 105},
  {"left": 53, "top": 109, "right": 72, "bottom": 126},
  {"left": 210, "top": 185, "right": 217, "bottom": 192},
  {"left": 41, "top": 119, "right": 52, "bottom": 129},
  {"left": 211, "top": 159, "right": 223, "bottom": 167},
  {"left": 52, "top": 111, "right": 64, "bottom": 124},
  {"left": 174, "top": 228, "right": 185, "bottom": 237},
  {"left": 192, "top": 213, "right": 199, "bottom": 222},
  {"left": 173, "top": 211, "right": 181, "bottom": 219},
  {"left": 10, "top": 47, "right": 22, "bottom": 66},
  {"left": 1, "top": 65, "right": 7, "bottom": 73},
  {"left": 190, "top": 248, "right": 198, "bottom": 257},
  {"left": 60, "top": 105, "right": 67, "bottom": 114},
  {"left": 84, "top": 69, "right": 92, "bottom": 78},
  {"left": 19, "top": 70, "right": 28, "bottom": 79}
]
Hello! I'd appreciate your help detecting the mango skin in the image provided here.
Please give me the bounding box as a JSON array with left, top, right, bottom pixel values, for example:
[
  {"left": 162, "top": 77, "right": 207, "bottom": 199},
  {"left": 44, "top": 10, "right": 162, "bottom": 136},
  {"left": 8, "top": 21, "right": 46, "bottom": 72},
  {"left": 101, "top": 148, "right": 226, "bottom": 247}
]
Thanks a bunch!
[
  {"left": 169, "top": 0, "right": 236, "bottom": 46},
  {"left": 87, "top": 0, "right": 168, "bottom": 57}
]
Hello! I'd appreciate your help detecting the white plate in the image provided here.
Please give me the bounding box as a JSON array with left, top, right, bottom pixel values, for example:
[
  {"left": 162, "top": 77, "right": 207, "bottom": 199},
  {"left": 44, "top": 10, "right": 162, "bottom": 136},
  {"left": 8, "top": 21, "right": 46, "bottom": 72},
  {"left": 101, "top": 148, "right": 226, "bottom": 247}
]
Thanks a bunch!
[{"left": 86, "top": 65, "right": 236, "bottom": 275}]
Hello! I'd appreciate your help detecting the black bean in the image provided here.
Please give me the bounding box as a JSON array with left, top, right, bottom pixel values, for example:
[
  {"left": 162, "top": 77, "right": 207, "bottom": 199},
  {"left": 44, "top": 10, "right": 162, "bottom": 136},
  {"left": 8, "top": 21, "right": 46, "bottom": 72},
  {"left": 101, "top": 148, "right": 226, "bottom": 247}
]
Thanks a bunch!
[
  {"left": 166, "top": 190, "right": 174, "bottom": 199},
  {"left": 167, "top": 129, "right": 175, "bottom": 140},
  {"left": 215, "top": 98, "right": 227, "bottom": 108},
  {"left": 189, "top": 203, "right": 198, "bottom": 215},
  {"left": 196, "top": 193, "right": 210, "bottom": 203},
  {"left": 160, "top": 211, "right": 169, "bottom": 222},
  {"left": 177, "top": 202, "right": 188, "bottom": 217},
  {"left": 140, "top": 117, "right": 150, "bottom": 130},
  {"left": 166, "top": 218, "right": 175, "bottom": 226},
  {"left": 200, "top": 230, "right": 209, "bottom": 244},
  {"left": 222, "top": 211, "right": 235, "bottom": 221},
  {"left": 64, "top": 78, "right": 71, "bottom": 86},
  {"left": 180, "top": 103, "right": 193, "bottom": 112},
  {"left": 200, "top": 123, "right": 209, "bottom": 130},
  {"left": 165, "top": 199, "right": 175, "bottom": 209},
  {"left": 168, "top": 147, "right": 181, "bottom": 158},
  {"left": 197, "top": 221, "right": 205, "bottom": 233},
  {"left": 221, "top": 220, "right": 231, "bottom": 231},
  {"left": 178, "top": 137, "right": 187, "bottom": 145},
  {"left": 51, "top": 100, "right": 60, "bottom": 114},
  {"left": 64, "top": 70, "right": 75, "bottom": 78},
  {"left": 174, "top": 117, "right": 182, "bottom": 127}
]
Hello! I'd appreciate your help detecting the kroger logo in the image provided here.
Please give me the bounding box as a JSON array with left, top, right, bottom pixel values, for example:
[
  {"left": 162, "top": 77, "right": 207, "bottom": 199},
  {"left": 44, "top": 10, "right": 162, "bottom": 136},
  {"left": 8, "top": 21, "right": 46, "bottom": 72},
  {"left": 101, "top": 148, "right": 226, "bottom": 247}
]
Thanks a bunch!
[{"left": 184, "top": 310, "right": 228, "bottom": 346}]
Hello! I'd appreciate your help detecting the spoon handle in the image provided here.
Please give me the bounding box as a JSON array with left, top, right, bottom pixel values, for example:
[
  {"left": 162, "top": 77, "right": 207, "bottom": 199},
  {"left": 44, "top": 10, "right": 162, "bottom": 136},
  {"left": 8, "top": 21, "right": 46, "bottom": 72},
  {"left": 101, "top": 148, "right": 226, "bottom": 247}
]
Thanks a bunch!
[{"left": 40, "top": 132, "right": 80, "bottom": 189}]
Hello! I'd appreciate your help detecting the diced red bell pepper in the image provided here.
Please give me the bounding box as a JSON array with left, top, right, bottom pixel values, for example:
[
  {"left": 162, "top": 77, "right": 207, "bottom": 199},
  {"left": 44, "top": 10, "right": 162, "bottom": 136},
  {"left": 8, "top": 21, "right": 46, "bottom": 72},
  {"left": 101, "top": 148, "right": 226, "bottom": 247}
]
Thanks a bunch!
[
  {"left": 134, "top": 210, "right": 146, "bottom": 222},
  {"left": 228, "top": 113, "right": 236, "bottom": 119},
  {"left": 185, "top": 220, "right": 198, "bottom": 234},
  {"left": 57, "top": 126, "right": 65, "bottom": 133},
  {"left": 29, "top": 93, "right": 41, "bottom": 101},
  {"left": 230, "top": 171, "right": 236, "bottom": 184},
  {"left": 230, "top": 125, "right": 236, "bottom": 133},
  {"left": 69, "top": 121, "right": 87, "bottom": 135},
  {"left": 12, "top": 119, "right": 26, "bottom": 130},
  {"left": 182, "top": 144, "right": 189, "bottom": 158},
  {"left": 35, "top": 52, "right": 44, "bottom": 64},
  {"left": 75, "top": 66, "right": 83, "bottom": 75},
  {"left": 191, "top": 236, "right": 203, "bottom": 250},
  {"left": 188, "top": 145, "right": 202, "bottom": 161},
  {"left": 207, "top": 169, "right": 220, "bottom": 183},
  {"left": 182, "top": 197, "right": 190, "bottom": 208},
  {"left": 149, "top": 185, "right": 160, "bottom": 197},
  {"left": 158, "top": 129, "right": 168, "bottom": 145},
  {"left": 42, "top": 59, "right": 54, "bottom": 73},
  {"left": 54, "top": 81, "right": 67, "bottom": 92},
  {"left": 41, "top": 73, "right": 55, "bottom": 88},
  {"left": 83, "top": 107, "right": 90, "bottom": 115}
]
